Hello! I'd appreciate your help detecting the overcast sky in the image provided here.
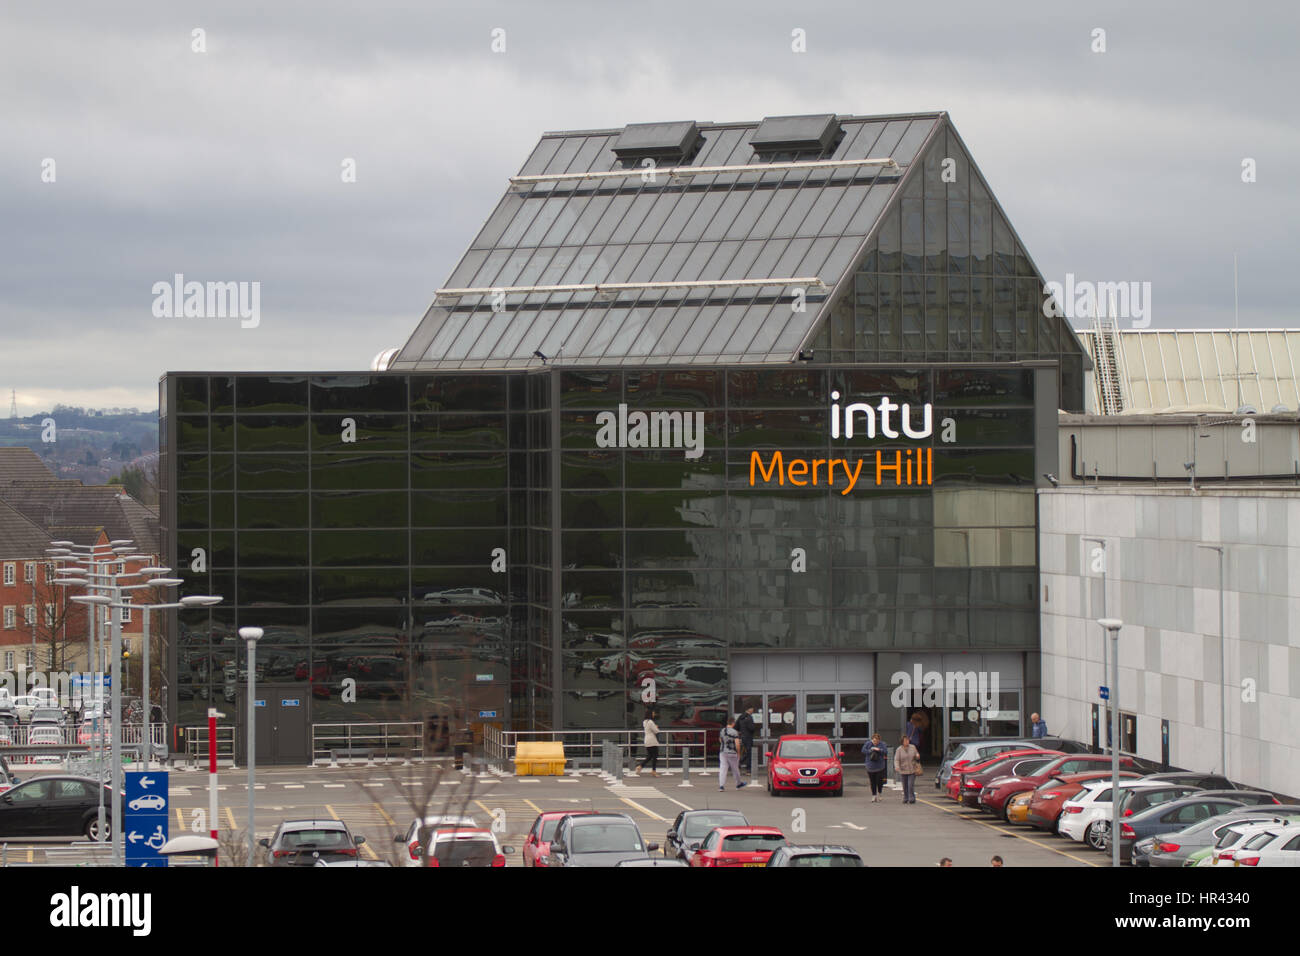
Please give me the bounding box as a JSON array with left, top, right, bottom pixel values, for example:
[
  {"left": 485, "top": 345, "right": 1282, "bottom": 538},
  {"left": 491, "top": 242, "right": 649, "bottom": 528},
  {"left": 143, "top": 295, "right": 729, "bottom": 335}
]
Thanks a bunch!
[{"left": 2, "top": 1, "right": 1296, "bottom": 412}]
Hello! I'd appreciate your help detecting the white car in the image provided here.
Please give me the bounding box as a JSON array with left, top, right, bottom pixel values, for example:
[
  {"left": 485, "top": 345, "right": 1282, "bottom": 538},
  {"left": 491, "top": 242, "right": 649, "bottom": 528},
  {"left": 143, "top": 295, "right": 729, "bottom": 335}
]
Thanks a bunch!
[
  {"left": 420, "top": 828, "right": 512, "bottom": 868},
  {"left": 11, "top": 696, "right": 41, "bottom": 722},
  {"left": 30, "top": 688, "right": 60, "bottom": 707},
  {"left": 129, "top": 794, "right": 166, "bottom": 812},
  {"left": 1211, "top": 819, "right": 1300, "bottom": 867},
  {"left": 394, "top": 814, "right": 477, "bottom": 867},
  {"left": 1058, "top": 780, "right": 1180, "bottom": 848}
]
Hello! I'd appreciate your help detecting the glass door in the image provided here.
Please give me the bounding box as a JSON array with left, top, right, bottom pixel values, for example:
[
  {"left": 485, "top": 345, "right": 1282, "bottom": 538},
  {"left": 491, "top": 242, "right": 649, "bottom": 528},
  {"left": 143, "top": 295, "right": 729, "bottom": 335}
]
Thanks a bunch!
[{"left": 805, "top": 694, "right": 837, "bottom": 737}]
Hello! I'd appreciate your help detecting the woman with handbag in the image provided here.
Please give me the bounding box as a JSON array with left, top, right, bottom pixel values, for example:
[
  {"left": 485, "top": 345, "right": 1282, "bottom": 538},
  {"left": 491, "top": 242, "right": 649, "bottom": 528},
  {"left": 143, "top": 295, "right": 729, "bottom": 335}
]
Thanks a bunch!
[
  {"left": 894, "top": 735, "right": 921, "bottom": 804},
  {"left": 635, "top": 708, "right": 661, "bottom": 776}
]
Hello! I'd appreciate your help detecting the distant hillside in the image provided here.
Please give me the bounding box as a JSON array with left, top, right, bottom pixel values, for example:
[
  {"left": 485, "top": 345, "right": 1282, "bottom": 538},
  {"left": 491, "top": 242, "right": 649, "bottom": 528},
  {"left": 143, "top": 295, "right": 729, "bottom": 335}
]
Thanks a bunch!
[{"left": 0, "top": 407, "right": 158, "bottom": 486}]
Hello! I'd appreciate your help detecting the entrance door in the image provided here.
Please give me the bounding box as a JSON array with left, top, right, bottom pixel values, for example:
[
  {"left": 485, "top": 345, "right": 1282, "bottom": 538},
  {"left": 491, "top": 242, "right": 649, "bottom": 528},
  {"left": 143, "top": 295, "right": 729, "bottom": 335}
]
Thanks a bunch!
[{"left": 239, "top": 683, "right": 310, "bottom": 765}]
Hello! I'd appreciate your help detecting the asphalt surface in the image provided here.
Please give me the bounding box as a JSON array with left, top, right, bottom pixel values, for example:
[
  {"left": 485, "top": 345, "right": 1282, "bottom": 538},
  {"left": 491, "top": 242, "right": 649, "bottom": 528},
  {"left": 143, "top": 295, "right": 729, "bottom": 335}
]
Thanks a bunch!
[{"left": 0, "top": 761, "right": 1103, "bottom": 866}]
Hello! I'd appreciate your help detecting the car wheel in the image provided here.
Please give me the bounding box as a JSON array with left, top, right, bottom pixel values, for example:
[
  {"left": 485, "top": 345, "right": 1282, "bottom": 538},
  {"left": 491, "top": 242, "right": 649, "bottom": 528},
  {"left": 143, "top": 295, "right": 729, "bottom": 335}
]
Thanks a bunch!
[
  {"left": 85, "top": 815, "right": 110, "bottom": 841},
  {"left": 1086, "top": 823, "right": 1105, "bottom": 850}
]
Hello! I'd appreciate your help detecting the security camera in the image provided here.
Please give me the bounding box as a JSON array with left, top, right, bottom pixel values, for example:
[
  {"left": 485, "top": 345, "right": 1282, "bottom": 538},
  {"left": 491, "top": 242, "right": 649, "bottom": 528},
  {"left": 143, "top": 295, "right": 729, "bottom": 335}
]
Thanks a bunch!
[
  {"left": 1183, "top": 462, "right": 1194, "bottom": 472},
  {"left": 1041, "top": 473, "right": 1059, "bottom": 487},
  {"left": 533, "top": 350, "right": 548, "bottom": 363}
]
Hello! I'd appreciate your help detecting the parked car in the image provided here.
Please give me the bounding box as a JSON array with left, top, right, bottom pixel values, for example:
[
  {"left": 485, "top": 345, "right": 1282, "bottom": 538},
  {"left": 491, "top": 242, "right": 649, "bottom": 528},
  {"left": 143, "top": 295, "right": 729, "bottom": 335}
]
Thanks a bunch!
[
  {"left": 1193, "top": 789, "right": 1280, "bottom": 806},
  {"left": 615, "top": 857, "right": 688, "bottom": 867},
  {"left": 664, "top": 809, "right": 749, "bottom": 860},
  {"left": 1210, "top": 819, "right": 1300, "bottom": 866},
  {"left": 1027, "top": 770, "right": 1141, "bottom": 832},
  {"left": 0, "top": 776, "right": 112, "bottom": 840},
  {"left": 1147, "top": 808, "right": 1300, "bottom": 868},
  {"left": 523, "top": 810, "right": 596, "bottom": 867},
  {"left": 1116, "top": 783, "right": 1207, "bottom": 820},
  {"left": 29, "top": 708, "right": 66, "bottom": 728},
  {"left": 950, "top": 750, "right": 1061, "bottom": 805},
  {"left": 543, "top": 812, "right": 658, "bottom": 867},
  {"left": 260, "top": 820, "right": 367, "bottom": 866},
  {"left": 1005, "top": 791, "right": 1035, "bottom": 825},
  {"left": 1208, "top": 819, "right": 1291, "bottom": 866},
  {"left": 767, "top": 735, "right": 844, "bottom": 797},
  {"left": 28, "top": 725, "right": 62, "bottom": 747},
  {"left": 417, "top": 828, "right": 513, "bottom": 867},
  {"left": 936, "top": 739, "right": 1050, "bottom": 790},
  {"left": 395, "top": 814, "right": 477, "bottom": 867},
  {"left": 1118, "top": 796, "right": 1246, "bottom": 864},
  {"left": 687, "top": 826, "right": 786, "bottom": 867},
  {"left": 1139, "top": 771, "right": 1235, "bottom": 790},
  {"left": 11, "top": 697, "right": 40, "bottom": 723},
  {"left": 1058, "top": 779, "right": 1201, "bottom": 849},
  {"left": 977, "top": 754, "right": 1140, "bottom": 819},
  {"left": 765, "top": 844, "right": 864, "bottom": 867}
]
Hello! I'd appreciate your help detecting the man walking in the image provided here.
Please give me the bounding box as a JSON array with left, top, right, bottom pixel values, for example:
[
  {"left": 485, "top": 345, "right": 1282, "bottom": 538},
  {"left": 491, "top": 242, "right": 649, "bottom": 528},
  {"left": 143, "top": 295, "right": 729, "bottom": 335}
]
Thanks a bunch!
[
  {"left": 735, "top": 706, "right": 757, "bottom": 775},
  {"left": 1030, "top": 713, "right": 1048, "bottom": 738},
  {"left": 718, "top": 716, "right": 746, "bottom": 791}
]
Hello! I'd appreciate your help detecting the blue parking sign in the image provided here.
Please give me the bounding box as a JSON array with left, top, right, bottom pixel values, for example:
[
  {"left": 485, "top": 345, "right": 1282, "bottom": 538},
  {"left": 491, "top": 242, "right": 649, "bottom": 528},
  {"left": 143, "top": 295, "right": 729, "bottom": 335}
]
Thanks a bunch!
[{"left": 123, "top": 771, "right": 169, "bottom": 867}]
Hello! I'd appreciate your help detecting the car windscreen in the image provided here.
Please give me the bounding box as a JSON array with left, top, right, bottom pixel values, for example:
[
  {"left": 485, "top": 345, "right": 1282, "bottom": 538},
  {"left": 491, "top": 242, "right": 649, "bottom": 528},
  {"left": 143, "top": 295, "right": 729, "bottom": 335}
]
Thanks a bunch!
[
  {"left": 281, "top": 829, "right": 350, "bottom": 850},
  {"left": 433, "top": 839, "right": 496, "bottom": 864},
  {"left": 683, "top": 813, "right": 747, "bottom": 837},
  {"left": 1242, "top": 832, "right": 1278, "bottom": 851},
  {"left": 778, "top": 740, "right": 833, "bottom": 759},
  {"left": 721, "top": 833, "right": 785, "bottom": 851},
  {"left": 788, "top": 853, "right": 862, "bottom": 867},
  {"left": 571, "top": 824, "right": 643, "bottom": 853}
]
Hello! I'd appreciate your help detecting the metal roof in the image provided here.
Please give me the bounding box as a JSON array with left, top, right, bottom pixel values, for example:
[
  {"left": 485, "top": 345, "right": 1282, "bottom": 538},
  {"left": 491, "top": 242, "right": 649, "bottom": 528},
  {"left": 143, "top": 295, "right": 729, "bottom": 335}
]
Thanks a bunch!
[
  {"left": 392, "top": 113, "right": 942, "bottom": 369},
  {"left": 1079, "top": 329, "right": 1300, "bottom": 413}
]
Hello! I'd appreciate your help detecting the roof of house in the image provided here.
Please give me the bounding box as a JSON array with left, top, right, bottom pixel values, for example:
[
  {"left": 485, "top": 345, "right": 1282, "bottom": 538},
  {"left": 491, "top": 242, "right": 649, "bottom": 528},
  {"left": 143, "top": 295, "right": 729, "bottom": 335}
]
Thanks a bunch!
[
  {"left": 391, "top": 111, "right": 1088, "bottom": 374},
  {"left": 0, "top": 499, "right": 52, "bottom": 560},
  {"left": 0, "top": 446, "right": 55, "bottom": 484},
  {"left": 0, "top": 482, "right": 158, "bottom": 555}
]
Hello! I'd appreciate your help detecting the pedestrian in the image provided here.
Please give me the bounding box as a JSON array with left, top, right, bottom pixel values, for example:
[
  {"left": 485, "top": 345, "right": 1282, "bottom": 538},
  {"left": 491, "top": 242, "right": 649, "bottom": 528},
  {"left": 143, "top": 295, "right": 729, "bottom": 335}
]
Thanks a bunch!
[
  {"left": 862, "top": 732, "right": 888, "bottom": 802},
  {"left": 990, "top": 855, "right": 1004, "bottom": 867},
  {"left": 718, "top": 716, "right": 746, "bottom": 791},
  {"left": 735, "top": 706, "right": 757, "bottom": 775},
  {"left": 894, "top": 734, "right": 921, "bottom": 804},
  {"left": 1030, "top": 713, "right": 1048, "bottom": 738},
  {"left": 635, "top": 708, "right": 661, "bottom": 776},
  {"left": 905, "top": 712, "right": 925, "bottom": 750}
]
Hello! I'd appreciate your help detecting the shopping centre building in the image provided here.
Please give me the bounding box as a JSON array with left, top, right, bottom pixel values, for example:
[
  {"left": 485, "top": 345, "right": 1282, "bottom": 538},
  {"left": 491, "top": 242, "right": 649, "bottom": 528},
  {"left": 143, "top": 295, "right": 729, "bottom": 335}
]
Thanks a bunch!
[{"left": 160, "top": 111, "right": 1093, "bottom": 763}]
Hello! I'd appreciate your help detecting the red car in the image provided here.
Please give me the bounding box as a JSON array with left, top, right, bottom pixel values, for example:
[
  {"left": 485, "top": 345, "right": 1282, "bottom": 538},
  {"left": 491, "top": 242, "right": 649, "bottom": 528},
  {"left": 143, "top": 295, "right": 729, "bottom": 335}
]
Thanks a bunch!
[
  {"left": 523, "top": 810, "right": 597, "bottom": 867},
  {"left": 978, "top": 754, "right": 1141, "bottom": 818},
  {"left": 948, "top": 749, "right": 1059, "bottom": 804},
  {"left": 1026, "top": 770, "right": 1141, "bottom": 831},
  {"left": 688, "top": 827, "right": 787, "bottom": 867},
  {"left": 767, "top": 735, "right": 844, "bottom": 797}
]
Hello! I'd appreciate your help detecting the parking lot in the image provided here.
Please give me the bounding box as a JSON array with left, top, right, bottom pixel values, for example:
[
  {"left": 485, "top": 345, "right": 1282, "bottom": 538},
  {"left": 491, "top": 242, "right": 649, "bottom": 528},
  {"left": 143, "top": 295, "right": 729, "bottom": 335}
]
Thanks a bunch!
[{"left": 0, "top": 761, "right": 1099, "bottom": 866}]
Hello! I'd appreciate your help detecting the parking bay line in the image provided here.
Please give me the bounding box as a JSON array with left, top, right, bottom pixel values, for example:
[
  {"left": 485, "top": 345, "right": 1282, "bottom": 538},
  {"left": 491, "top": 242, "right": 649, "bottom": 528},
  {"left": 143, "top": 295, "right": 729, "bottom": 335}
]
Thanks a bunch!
[
  {"left": 918, "top": 798, "right": 1098, "bottom": 867},
  {"left": 619, "top": 797, "right": 666, "bottom": 822}
]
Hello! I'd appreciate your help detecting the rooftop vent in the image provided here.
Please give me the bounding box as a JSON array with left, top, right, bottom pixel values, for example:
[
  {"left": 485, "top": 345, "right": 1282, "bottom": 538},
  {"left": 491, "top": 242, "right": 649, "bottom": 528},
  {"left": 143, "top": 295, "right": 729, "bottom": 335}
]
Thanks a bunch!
[
  {"left": 750, "top": 113, "right": 842, "bottom": 155},
  {"left": 612, "top": 121, "right": 703, "bottom": 164}
]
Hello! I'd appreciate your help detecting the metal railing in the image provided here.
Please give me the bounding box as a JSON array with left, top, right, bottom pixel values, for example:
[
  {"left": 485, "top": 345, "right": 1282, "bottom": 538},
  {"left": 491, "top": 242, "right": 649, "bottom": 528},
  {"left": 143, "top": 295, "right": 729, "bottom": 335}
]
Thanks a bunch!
[
  {"left": 484, "top": 728, "right": 709, "bottom": 773},
  {"left": 311, "top": 722, "right": 425, "bottom": 765},
  {"left": 184, "top": 724, "right": 236, "bottom": 767}
]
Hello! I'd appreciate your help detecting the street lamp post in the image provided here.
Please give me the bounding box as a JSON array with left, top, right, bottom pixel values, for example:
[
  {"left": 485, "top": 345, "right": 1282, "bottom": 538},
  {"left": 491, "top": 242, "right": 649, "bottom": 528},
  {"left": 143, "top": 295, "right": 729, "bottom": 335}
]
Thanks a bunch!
[
  {"left": 1097, "top": 618, "right": 1123, "bottom": 868},
  {"left": 240, "top": 626, "right": 264, "bottom": 866},
  {"left": 1197, "top": 545, "right": 1227, "bottom": 779},
  {"left": 1083, "top": 537, "right": 1108, "bottom": 753}
]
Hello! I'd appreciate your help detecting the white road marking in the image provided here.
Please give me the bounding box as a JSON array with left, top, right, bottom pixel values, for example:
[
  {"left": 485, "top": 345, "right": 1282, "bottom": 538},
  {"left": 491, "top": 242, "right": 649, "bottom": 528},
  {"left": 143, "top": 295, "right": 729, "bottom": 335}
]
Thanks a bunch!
[{"left": 842, "top": 822, "right": 866, "bottom": 830}]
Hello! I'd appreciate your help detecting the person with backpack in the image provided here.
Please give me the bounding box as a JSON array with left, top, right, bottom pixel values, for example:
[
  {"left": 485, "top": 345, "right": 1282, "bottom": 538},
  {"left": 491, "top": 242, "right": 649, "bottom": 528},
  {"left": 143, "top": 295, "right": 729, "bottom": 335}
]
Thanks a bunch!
[
  {"left": 718, "top": 716, "right": 746, "bottom": 791},
  {"left": 735, "top": 706, "right": 757, "bottom": 775},
  {"left": 862, "top": 732, "right": 888, "bottom": 802}
]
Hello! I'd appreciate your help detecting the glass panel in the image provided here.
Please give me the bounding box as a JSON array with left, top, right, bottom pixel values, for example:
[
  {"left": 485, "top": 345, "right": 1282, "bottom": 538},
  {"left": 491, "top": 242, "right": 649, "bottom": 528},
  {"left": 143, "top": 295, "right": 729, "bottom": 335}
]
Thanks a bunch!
[
  {"left": 806, "top": 693, "right": 837, "bottom": 738},
  {"left": 766, "top": 693, "right": 799, "bottom": 738}
]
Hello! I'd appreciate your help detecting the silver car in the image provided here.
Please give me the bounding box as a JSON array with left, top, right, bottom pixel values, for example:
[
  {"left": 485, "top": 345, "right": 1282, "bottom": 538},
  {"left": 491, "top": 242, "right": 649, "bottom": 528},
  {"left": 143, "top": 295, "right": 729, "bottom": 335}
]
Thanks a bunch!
[{"left": 936, "top": 739, "right": 1050, "bottom": 789}]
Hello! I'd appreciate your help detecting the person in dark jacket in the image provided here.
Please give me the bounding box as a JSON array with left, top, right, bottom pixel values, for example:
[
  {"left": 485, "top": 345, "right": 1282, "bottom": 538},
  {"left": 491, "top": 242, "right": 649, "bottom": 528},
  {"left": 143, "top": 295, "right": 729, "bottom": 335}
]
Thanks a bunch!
[
  {"left": 735, "top": 706, "right": 757, "bottom": 775},
  {"left": 862, "top": 732, "right": 888, "bottom": 802}
]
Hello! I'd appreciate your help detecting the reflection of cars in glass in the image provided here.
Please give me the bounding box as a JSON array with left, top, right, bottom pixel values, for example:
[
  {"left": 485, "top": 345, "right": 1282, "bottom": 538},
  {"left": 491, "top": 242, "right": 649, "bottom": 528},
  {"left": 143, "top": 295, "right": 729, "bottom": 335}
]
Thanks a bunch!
[
  {"left": 422, "top": 588, "right": 504, "bottom": 606},
  {"left": 652, "top": 661, "right": 726, "bottom": 691}
]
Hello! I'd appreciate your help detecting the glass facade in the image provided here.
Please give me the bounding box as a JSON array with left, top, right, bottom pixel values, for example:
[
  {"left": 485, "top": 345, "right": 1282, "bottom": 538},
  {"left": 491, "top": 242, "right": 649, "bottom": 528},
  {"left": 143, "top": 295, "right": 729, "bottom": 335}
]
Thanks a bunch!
[{"left": 162, "top": 365, "right": 1046, "bottom": 740}]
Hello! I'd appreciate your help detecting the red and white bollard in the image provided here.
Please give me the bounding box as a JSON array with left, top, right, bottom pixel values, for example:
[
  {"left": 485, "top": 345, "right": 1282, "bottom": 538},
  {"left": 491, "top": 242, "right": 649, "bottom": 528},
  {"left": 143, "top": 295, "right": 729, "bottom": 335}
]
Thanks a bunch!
[{"left": 208, "top": 708, "right": 222, "bottom": 865}]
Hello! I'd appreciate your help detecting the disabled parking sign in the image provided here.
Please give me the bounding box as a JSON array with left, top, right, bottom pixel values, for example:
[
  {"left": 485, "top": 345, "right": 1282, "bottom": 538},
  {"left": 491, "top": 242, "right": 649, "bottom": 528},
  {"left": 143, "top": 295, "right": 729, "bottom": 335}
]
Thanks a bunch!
[{"left": 123, "top": 771, "right": 169, "bottom": 867}]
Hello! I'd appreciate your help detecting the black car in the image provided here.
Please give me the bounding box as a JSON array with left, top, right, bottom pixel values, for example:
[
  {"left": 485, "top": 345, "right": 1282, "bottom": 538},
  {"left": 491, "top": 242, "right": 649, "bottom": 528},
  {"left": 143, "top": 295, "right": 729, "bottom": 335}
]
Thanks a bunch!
[
  {"left": 765, "top": 844, "right": 864, "bottom": 867},
  {"left": 1139, "top": 771, "right": 1235, "bottom": 790},
  {"left": 664, "top": 809, "right": 748, "bottom": 860},
  {"left": 260, "top": 820, "right": 367, "bottom": 866},
  {"left": 546, "top": 813, "right": 658, "bottom": 867},
  {"left": 0, "top": 776, "right": 112, "bottom": 840}
]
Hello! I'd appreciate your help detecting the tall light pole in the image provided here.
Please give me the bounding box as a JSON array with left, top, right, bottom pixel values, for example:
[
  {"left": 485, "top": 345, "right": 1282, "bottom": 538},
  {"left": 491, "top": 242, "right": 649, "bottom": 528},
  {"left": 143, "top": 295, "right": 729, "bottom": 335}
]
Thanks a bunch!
[
  {"left": 1098, "top": 618, "right": 1123, "bottom": 868},
  {"left": 1083, "top": 537, "right": 1108, "bottom": 753},
  {"left": 240, "top": 626, "right": 263, "bottom": 866},
  {"left": 1197, "top": 545, "right": 1227, "bottom": 778}
]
